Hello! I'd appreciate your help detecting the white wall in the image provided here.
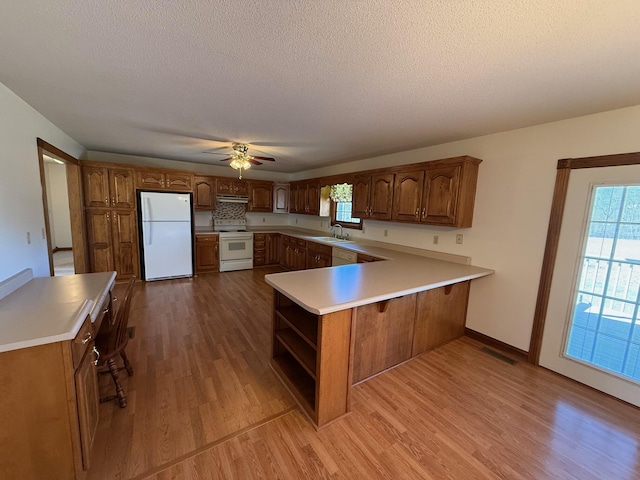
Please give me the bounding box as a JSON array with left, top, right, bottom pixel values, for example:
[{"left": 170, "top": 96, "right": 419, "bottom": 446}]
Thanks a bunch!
[
  {"left": 0, "top": 83, "right": 84, "bottom": 280},
  {"left": 292, "top": 105, "right": 640, "bottom": 351},
  {"left": 45, "top": 162, "right": 72, "bottom": 248}
]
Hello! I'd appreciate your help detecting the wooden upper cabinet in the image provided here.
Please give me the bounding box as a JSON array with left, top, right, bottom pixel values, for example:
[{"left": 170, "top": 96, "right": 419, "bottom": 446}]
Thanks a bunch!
[
  {"left": 217, "top": 178, "right": 248, "bottom": 195},
  {"left": 289, "top": 183, "right": 300, "bottom": 214},
  {"left": 136, "top": 170, "right": 165, "bottom": 189},
  {"left": 109, "top": 168, "right": 135, "bottom": 209},
  {"left": 423, "top": 159, "right": 480, "bottom": 227},
  {"left": 354, "top": 173, "right": 394, "bottom": 220},
  {"left": 273, "top": 183, "right": 289, "bottom": 213},
  {"left": 83, "top": 166, "right": 110, "bottom": 208},
  {"left": 248, "top": 181, "right": 273, "bottom": 212},
  {"left": 194, "top": 176, "right": 216, "bottom": 210},
  {"left": 352, "top": 175, "right": 371, "bottom": 219},
  {"left": 392, "top": 157, "right": 480, "bottom": 227},
  {"left": 166, "top": 172, "right": 193, "bottom": 191},
  {"left": 392, "top": 169, "right": 424, "bottom": 222},
  {"left": 306, "top": 181, "right": 320, "bottom": 215},
  {"left": 136, "top": 170, "right": 193, "bottom": 191},
  {"left": 421, "top": 164, "right": 461, "bottom": 226}
]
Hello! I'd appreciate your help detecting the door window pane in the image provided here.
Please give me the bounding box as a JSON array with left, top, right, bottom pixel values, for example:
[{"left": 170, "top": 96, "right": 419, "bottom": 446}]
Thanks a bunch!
[{"left": 566, "top": 185, "right": 640, "bottom": 383}]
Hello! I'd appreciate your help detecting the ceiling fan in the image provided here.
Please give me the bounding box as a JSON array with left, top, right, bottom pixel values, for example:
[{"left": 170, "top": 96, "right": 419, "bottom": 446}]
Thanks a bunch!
[{"left": 206, "top": 143, "right": 275, "bottom": 179}]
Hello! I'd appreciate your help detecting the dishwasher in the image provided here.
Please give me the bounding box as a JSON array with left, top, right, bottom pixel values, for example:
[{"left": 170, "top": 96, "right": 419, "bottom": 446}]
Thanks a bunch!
[{"left": 332, "top": 247, "right": 358, "bottom": 266}]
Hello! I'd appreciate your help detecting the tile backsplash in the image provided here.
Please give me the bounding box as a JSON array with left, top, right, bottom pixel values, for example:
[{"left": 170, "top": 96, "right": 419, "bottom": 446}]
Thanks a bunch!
[{"left": 194, "top": 202, "right": 246, "bottom": 227}]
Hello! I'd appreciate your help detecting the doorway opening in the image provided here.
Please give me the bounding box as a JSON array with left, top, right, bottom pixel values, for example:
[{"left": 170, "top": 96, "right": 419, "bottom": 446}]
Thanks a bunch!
[{"left": 37, "top": 138, "right": 88, "bottom": 276}]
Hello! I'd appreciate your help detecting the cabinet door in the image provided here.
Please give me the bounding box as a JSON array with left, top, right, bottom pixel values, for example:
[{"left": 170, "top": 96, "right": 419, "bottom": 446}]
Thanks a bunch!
[
  {"left": 248, "top": 182, "right": 273, "bottom": 212},
  {"left": 391, "top": 169, "right": 424, "bottom": 222},
  {"left": 166, "top": 173, "right": 193, "bottom": 191},
  {"left": 194, "top": 176, "right": 215, "bottom": 209},
  {"left": 86, "top": 209, "right": 113, "bottom": 272},
  {"left": 109, "top": 168, "right": 135, "bottom": 209},
  {"left": 352, "top": 175, "right": 371, "bottom": 218},
  {"left": 369, "top": 173, "right": 394, "bottom": 220},
  {"left": 195, "top": 237, "right": 219, "bottom": 272},
  {"left": 233, "top": 180, "right": 248, "bottom": 195},
  {"left": 412, "top": 281, "right": 470, "bottom": 355},
  {"left": 111, "top": 210, "right": 139, "bottom": 279},
  {"left": 136, "top": 170, "right": 165, "bottom": 189},
  {"left": 421, "top": 164, "right": 461, "bottom": 225},
  {"left": 294, "top": 247, "right": 307, "bottom": 270},
  {"left": 273, "top": 184, "right": 289, "bottom": 213},
  {"left": 267, "top": 233, "right": 280, "bottom": 265},
  {"left": 83, "top": 166, "right": 110, "bottom": 208},
  {"left": 306, "top": 181, "right": 320, "bottom": 216},
  {"left": 75, "top": 345, "right": 99, "bottom": 470},
  {"left": 289, "top": 184, "right": 300, "bottom": 214}
]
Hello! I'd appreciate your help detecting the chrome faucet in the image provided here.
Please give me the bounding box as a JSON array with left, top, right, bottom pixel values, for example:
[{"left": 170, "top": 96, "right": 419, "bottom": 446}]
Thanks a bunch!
[{"left": 331, "top": 224, "right": 344, "bottom": 239}]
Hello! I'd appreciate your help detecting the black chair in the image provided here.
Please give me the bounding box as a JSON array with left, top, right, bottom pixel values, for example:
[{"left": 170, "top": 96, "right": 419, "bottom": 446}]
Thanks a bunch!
[{"left": 95, "top": 277, "right": 135, "bottom": 408}]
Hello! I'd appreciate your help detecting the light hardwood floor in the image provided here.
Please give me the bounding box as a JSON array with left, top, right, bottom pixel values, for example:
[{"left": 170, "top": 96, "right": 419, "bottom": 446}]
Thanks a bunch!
[{"left": 89, "top": 268, "right": 640, "bottom": 480}]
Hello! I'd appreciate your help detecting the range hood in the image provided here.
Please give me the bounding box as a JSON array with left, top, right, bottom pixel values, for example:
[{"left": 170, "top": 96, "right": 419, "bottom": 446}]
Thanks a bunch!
[{"left": 216, "top": 194, "right": 249, "bottom": 204}]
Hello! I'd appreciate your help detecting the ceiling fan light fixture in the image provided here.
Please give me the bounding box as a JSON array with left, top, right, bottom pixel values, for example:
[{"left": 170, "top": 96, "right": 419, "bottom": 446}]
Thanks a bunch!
[{"left": 229, "top": 152, "right": 252, "bottom": 178}]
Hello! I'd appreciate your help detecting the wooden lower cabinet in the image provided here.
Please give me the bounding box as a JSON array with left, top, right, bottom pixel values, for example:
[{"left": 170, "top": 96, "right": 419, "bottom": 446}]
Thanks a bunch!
[
  {"left": 306, "top": 242, "right": 332, "bottom": 269},
  {"left": 254, "top": 233, "right": 280, "bottom": 267},
  {"left": 195, "top": 235, "right": 219, "bottom": 273},
  {"left": 271, "top": 291, "right": 353, "bottom": 428},
  {"left": 0, "top": 314, "right": 102, "bottom": 479}
]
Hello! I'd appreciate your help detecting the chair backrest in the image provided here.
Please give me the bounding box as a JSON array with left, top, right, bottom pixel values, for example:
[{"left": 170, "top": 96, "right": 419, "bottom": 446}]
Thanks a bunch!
[{"left": 96, "top": 277, "right": 135, "bottom": 359}]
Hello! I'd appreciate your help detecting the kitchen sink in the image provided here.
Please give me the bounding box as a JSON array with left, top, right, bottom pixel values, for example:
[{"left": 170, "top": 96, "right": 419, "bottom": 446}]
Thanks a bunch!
[{"left": 313, "top": 236, "right": 354, "bottom": 243}]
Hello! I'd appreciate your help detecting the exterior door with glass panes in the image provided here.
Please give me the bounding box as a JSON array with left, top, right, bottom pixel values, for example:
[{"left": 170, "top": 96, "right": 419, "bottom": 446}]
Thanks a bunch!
[{"left": 540, "top": 165, "right": 640, "bottom": 407}]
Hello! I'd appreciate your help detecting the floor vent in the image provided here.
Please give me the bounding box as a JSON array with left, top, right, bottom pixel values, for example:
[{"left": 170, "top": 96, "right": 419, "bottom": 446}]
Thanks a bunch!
[{"left": 480, "top": 346, "right": 518, "bottom": 365}]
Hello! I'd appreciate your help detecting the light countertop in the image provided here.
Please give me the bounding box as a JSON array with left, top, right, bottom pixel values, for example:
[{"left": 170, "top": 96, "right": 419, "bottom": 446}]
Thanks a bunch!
[
  {"left": 263, "top": 232, "right": 494, "bottom": 315},
  {"left": 0, "top": 271, "right": 116, "bottom": 353}
]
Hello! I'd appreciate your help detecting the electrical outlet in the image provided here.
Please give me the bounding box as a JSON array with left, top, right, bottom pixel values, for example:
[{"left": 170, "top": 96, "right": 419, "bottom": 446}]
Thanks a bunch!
[
  {"left": 262, "top": 217, "right": 265, "bottom": 223},
  {"left": 26, "top": 232, "right": 31, "bottom": 245},
  {"left": 295, "top": 218, "right": 298, "bottom": 224},
  {"left": 320, "top": 221, "right": 323, "bottom": 228},
  {"left": 362, "top": 227, "right": 366, "bottom": 234},
  {"left": 456, "top": 234, "right": 463, "bottom": 245},
  {"left": 433, "top": 235, "right": 439, "bottom": 245},
  {"left": 42, "top": 228, "right": 46, "bottom": 239},
  {"left": 384, "top": 229, "right": 388, "bottom": 237}
]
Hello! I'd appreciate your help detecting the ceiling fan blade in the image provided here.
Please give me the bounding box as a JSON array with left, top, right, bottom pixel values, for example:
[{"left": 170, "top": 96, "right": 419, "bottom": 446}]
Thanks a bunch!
[
  {"left": 251, "top": 156, "right": 276, "bottom": 161},
  {"left": 249, "top": 159, "right": 263, "bottom": 166},
  {"left": 204, "top": 151, "right": 232, "bottom": 155},
  {"left": 219, "top": 158, "right": 233, "bottom": 162}
]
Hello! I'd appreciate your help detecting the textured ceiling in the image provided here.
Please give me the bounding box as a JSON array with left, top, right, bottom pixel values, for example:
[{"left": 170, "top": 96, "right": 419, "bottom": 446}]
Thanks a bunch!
[{"left": 2, "top": 1, "right": 640, "bottom": 173}]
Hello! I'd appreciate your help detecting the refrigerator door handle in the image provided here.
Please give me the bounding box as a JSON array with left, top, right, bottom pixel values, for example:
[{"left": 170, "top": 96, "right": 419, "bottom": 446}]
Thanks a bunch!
[
  {"left": 146, "top": 222, "right": 152, "bottom": 246},
  {"left": 144, "top": 196, "right": 152, "bottom": 221}
]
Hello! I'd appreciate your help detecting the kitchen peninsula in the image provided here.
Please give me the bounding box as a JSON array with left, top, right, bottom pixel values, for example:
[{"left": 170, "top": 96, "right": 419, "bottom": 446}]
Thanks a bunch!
[{"left": 265, "top": 246, "right": 493, "bottom": 428}]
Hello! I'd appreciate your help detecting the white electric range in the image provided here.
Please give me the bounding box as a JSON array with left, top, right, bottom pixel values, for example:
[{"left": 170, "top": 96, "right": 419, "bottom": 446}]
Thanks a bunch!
[{"left": 214, "top": 219, "right": 254, "bottom": 272}]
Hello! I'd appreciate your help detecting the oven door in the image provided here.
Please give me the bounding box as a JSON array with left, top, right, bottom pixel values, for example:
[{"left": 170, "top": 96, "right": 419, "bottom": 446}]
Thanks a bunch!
[{"left": 219, "top": 236, "right": 254, "bottom": 261}]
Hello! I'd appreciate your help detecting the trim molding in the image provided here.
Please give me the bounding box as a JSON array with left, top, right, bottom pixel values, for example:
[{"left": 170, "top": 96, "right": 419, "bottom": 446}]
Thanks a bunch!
[
  {"left": 528, "top": 151, "right": 640, "bottom": 364},
  {"left": 464, "top": 328, "right": 528, "bottom": 362},
  {"left": 37, "top": 138, "right": 78, "bottom": 165}
]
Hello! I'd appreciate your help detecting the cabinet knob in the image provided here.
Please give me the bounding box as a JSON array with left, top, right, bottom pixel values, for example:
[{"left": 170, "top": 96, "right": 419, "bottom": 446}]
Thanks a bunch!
[
  {"left": 105, "top": 197, "right": 108, "bottom": 205},
  {"left": 112, "top": 196, "right": 115, "bottom": 206},
  {"left": 106, "top": 213, "right": 110, "bottom": 220},
  {"left": 81, "top": 331, "right": 92, "bottom": 344},
  {"left": 422, "top": 208, "right": 426, "bottom": 218},
  {"left": 415, "top": 208, "right": 419, "bottom": 218}
]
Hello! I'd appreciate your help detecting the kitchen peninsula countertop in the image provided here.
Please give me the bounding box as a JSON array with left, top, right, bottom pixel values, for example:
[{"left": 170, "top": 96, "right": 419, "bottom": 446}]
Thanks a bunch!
[
  {"left": 261, "top": 228, "right": 494, "bottom": 315},
  {"left": 0, "top": 270, "right": 116, "bottom": 353}
]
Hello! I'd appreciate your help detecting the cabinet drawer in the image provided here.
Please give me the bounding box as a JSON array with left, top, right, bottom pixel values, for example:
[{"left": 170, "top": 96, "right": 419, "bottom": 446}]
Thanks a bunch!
[
  {"left": 72, "top": 317, "right": 94, "bottom": 371},
  {"left": 195, "top": 235, "right": 218, "bottom": 243},
  {"left": 254, "top": 240, "right": 266, "bottom": 249},
  {"left": 254, "top": 233, "right": 266, "bottom": 241},
  {"left": 307, "top": 242, "right": 332, "bottom": 256},
  {"left": 296, "top": 238, "right": 307, "bottom": 248}
]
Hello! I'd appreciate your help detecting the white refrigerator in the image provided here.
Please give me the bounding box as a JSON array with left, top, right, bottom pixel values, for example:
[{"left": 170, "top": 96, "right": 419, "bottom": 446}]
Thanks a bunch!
[{"left": 139, "top": 191, "right": 193, "bottom": 281}]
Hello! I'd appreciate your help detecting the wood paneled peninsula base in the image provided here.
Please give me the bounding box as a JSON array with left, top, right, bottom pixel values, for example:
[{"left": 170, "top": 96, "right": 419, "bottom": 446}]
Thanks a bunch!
[{"left": 266, "top": 251, "right": 492, "bottom": 428}]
